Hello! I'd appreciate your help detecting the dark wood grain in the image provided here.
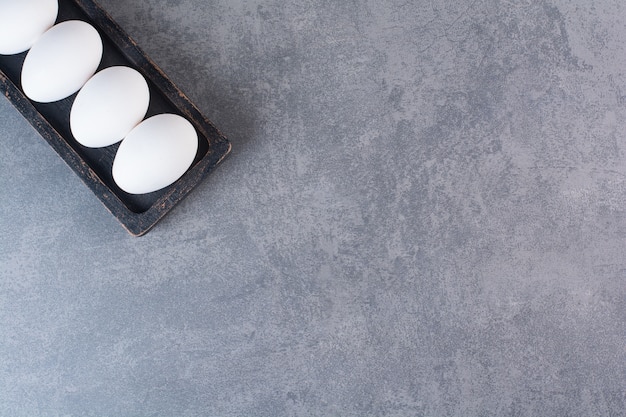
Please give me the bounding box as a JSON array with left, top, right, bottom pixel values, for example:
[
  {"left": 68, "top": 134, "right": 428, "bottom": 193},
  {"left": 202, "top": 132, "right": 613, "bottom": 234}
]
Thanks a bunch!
[{"left": 0, "top": 0, "right": 231, "bottom": 236}]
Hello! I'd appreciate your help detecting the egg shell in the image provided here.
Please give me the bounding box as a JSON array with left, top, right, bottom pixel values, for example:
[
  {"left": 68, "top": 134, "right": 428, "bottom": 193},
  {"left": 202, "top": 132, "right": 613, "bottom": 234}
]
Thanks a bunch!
[
  {"left": 21, "top": 20, "right": 103, "bottom": 103},
  {"left": 112, "top": 114, "right": 199, "bottom": 195},
  {"left": 0, "top": 0, "right": 58, "bottom": 55},
  {"left": 70, "top": 66, "right": 150, "bottom": 148}
]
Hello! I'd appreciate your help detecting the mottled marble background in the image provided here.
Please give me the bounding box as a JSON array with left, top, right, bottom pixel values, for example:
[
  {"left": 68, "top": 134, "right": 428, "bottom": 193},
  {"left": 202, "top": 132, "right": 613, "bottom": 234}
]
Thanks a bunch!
[{"left": 1, "top": 0, "right": 625, "bottom": 416}]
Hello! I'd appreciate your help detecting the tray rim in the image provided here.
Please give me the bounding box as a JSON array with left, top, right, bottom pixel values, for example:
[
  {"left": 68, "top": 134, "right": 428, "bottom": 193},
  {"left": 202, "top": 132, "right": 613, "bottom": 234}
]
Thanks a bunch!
[{"left": 0, "top": 0, "right": 231, "bottom": 236}]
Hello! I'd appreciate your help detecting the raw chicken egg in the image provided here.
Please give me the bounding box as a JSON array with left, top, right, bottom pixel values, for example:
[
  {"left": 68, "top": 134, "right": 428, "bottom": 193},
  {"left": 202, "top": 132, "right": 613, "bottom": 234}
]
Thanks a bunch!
[
  {"left": 0, "top": 0, "right": 58, "bottom": 55},
  {"left": 70, "top": 66, "right": 150, "bottom": 148},
  {"left": 112, "top": 114, "right": 199, "bottom": 194},
  {"left": 21, "top": 20, "right": 103, "bottom": 103}
]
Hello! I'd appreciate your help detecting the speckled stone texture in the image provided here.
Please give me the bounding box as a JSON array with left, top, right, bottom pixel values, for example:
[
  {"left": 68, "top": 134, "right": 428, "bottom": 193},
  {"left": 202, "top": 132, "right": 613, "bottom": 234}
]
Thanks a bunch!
[{"left": 1, "top": 0, "right": 626, "bottom": 416}]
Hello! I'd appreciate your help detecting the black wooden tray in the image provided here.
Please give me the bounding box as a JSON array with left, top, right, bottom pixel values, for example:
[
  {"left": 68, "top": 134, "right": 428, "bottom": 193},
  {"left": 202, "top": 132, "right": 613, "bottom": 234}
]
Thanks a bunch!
[{"left": 0, "top": 0, "right": 231, "bottom": 236}]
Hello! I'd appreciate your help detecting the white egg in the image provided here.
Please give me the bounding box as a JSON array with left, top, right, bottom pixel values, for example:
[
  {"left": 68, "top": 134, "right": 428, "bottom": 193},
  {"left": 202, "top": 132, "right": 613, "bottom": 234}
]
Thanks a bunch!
[
  {"left": 112, "top": 114, "right": 199, "bottom": 194},
  {"left": 70, "top": 66, "right": 150, "bottom": 148},
  {"left": 0, "top": 0, "right": 58, "bottom": 55},
  {"left": 21, "top": 20, "right": 103, "bottom": 103}
]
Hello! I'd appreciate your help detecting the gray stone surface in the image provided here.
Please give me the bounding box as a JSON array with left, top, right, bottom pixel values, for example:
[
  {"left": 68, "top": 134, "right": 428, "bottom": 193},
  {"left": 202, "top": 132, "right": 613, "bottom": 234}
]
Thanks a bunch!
[{"left": 1, "top": 0, "right": 626, "bottom": 415}]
